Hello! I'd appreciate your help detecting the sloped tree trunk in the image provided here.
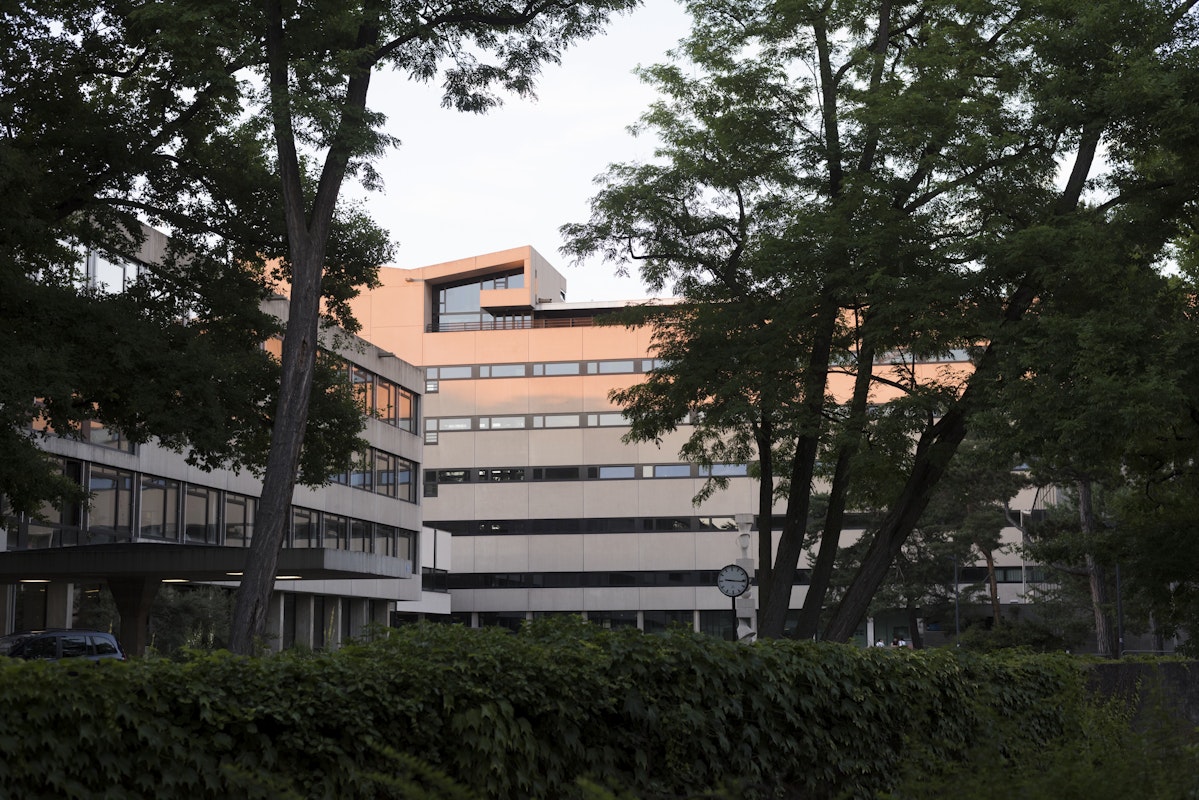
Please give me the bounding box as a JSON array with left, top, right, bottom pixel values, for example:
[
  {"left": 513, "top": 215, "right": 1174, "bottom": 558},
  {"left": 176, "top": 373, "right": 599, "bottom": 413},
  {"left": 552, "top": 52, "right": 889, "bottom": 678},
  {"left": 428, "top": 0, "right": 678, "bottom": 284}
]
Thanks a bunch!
[
  {"left": 229, "top": 1, "right": 379, "bottom": 654},
  {"left": 982, "top": 547, "right": 1001, "bottom": 626}
]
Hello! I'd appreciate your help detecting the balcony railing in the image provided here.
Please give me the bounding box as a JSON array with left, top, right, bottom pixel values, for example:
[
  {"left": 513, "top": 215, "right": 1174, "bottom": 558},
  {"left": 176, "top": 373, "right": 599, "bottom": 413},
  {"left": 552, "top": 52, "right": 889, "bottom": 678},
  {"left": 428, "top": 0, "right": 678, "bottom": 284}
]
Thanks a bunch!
[{"left": 427, "top": 317, "right": 599, "bottom": 333}]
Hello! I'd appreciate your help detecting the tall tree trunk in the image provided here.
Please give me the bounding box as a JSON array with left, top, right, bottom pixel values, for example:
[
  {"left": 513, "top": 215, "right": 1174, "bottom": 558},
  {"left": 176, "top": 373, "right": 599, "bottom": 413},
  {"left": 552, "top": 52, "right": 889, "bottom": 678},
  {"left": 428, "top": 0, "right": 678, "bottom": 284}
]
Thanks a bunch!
[
  {"left": 794, "top": 339, "right": 875, "bottom": 639},
  {"left": 981, "top": 546, "right": 1001, "bottom": 626},
  {"left": 823, "top": 406, "right": 970, "bottom": 641},
  {"left": 821, "top": 124, "right": 1103, "bottom": 643},
  {"left": 229, "top": 1, "right": 379, "bottom": 654},
  {"left": 1078, "top": 478, "right": 1117, "bottom": 657},
  {"left": 757, "top": 304, "right": 837, "bottom": 639}
]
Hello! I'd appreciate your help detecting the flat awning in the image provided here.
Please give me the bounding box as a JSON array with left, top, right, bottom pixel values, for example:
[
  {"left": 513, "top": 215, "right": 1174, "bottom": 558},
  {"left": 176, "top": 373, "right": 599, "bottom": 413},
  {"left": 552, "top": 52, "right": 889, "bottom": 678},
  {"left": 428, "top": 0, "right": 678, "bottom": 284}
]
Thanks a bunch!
[{"left": 0, "top": 543, "right": 413, "bottom": 583}]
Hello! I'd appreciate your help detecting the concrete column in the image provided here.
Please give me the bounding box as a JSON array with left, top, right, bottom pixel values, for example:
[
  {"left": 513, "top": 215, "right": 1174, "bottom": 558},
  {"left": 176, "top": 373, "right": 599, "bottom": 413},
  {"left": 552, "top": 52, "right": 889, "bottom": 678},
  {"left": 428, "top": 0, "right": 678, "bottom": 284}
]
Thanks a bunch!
[
  {"left": 264, "top": 592, "right": 285, "bottom": 653},
  {"left": 326, "top": 598, "right": 343, "bottom": 650},
  {"left": 293, "top": 594, "right": 315, "bottom": 651},
  {"left": 45, "top": 582, "right": 74, "bottom": 628},
  {"left": 344, "top": 598, "right": 361, "bottom": 641},
  {"left": 107, "top": 578, "right": 160, "bottom": 658},
  {"left": 866, "top": 616, "right": 876, "bottom": 647},
  {"left": 371, "top": 599, "right": 391, "bottom": 629},
  {"left": 0, "top": 584, "right": 14, "bottom": 634}
]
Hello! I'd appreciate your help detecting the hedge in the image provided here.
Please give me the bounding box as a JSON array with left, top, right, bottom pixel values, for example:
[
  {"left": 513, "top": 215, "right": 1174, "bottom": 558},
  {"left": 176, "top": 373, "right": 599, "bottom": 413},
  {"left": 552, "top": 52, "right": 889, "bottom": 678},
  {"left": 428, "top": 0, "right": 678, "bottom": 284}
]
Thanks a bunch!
[{"left": 0, "top": 619, "right": 1094, "bottom": 799}]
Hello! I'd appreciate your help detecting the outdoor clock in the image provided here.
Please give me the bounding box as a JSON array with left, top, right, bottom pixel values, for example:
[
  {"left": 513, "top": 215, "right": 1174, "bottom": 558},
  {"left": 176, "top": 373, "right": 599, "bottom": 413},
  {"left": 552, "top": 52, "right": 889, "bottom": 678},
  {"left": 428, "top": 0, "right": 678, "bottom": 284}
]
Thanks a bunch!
[{"left": 716, "top": 564, "right": 750, "bottom": 598}]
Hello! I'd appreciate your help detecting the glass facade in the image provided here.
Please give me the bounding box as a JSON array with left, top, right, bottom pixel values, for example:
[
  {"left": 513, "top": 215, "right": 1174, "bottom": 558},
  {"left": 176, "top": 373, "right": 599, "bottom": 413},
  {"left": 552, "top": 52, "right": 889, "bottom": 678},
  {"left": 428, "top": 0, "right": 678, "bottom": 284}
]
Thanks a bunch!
[{"left": 433, "top": 269, "right": 528, "bottom": 331}]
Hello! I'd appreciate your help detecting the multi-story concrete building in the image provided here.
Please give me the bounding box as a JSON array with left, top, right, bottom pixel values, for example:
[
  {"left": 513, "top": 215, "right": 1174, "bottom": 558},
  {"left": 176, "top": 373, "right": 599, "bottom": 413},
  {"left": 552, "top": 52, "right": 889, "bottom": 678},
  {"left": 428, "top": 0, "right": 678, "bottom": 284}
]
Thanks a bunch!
[
  {"left": 1, "top": 234, "right": 1060, "bottom": 652},
  {"left": 352, "top": 246, "right": 1039, "bottom": 644},
  {"left": 0, "top": 231, "right": 439, "bottom": 654}
]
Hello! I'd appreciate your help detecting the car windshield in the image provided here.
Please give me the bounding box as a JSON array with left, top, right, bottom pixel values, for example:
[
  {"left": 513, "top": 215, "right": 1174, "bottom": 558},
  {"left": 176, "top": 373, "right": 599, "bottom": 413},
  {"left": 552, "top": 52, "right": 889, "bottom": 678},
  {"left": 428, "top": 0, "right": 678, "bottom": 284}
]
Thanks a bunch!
[{"left": 0, "top": 633, "right": 35, "bottom": 656}]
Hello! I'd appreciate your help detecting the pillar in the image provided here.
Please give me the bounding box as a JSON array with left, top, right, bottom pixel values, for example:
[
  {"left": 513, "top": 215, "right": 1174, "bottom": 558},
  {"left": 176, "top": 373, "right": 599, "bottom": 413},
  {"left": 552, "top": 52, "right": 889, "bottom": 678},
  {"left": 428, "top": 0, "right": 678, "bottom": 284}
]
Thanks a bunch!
[
  {"left": 264, "top": 592, "right": 285, "bottom": 653},
  {"left": 293, "top": 594, "right": 315, "bottom": 651},
  {"left": 0, "top": 584, "right": 13, "bottom": 634},
  {"left": 107, "top": 578, "right": 160, "bottom": 658},
  {"left": 45, "top": 582, "right": 74, "bottom": 628}
]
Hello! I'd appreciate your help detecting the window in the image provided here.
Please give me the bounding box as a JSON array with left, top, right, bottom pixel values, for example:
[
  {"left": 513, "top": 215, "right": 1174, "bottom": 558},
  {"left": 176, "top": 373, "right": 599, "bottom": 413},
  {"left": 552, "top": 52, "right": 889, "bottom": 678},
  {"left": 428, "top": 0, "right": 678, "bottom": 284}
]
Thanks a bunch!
[
  {"left": 375, "top": 378, "right": 396, "bottom": 424},
  {"left": 90, "top": 253, "right": 138, "bottom": 293},
  {"left": 589, "top": 611, "right": 638, "bottom": 629},
  {"left": 224, "top": 494, "right": 255, "bottom": 547},
  {"left": 438, "top": 418, "right": 472, "bottom": 431},
  {"left": 533, "top": 414, "right": 578, "bottom": 428},
  {"left": 89, "top": 466, "right": 133, "bottom": 541},
  {"left": 586, "top": 413, "right": 627, "bottom": 427},
  {"left": 184, "top": 486, "right": 219, "bottom": 545},
  {"left": 396, "top": 387, "right": 415, "bottom": 432},
  {"left": 432, "top": 270, "right": 525, "bottom": 331},
  {"left": 350, "top": 365, "right": 373, "bottom": 411},
  {"left": 534, "top": 362, "right": 580, "bottom": 376},
  {"left": 481, "top": 270, "right": 523, "bottom": 290},
  {"left": 351, "top": 450, "right": 373, "bottom": 491},
  {"left": 481, "top": 364, "right": 526, "bottom": 378},
  {"left": 323, "top": 513, "right": 348, "bottom": 550},
  {"left": 375, "top": 524, "right": 397, "bottom": 557},
  {"left": 653, "top": 465, "right": 692, "bottom": 478},
  {"left": 540, "top": 466, "right": 580, "bottom": 481},
  {"left": 24, "top": 459, "right": 82, "bottom": 548},
  {"left": 478, "top": 468, "right": 526, "bottom": 482},
  {"left": 397, "top": 529, "right": 416, "bottom": 562},
  {"left": 699, "top": 464, "right": 749, "bottom": 477},
  {"left": 480, "top": 416, "right": 526, "bottom": 430},
  {"left": 593, "top": 466, "right": 635, "bottom": 480},
  {"left": 350, "top": 519, "right": 371, "bottom": 552},
  {"left": 80, "top": 420, "right": 134, "bottom": 453},
  {"left": 375, "top": 451, "right": 397, "bottom": 498},
  {"left": 292, "top": 508, "right": 316, "bottom": 549},
  {"left": 140, "top": 477, "right": 179, "bottom": 541},
  {"left": 397, "top": 458, "right": 416, "bottom": 503},
  {"left": 586, "top": 360, "right": 636, "bottom": 374}
]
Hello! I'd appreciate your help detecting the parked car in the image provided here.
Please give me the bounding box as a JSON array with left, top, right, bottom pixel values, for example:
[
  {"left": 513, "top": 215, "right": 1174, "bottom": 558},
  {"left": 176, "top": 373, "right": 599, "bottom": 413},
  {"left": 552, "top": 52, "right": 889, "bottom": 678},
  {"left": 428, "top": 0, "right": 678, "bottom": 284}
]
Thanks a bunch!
[{"left": 0, "top": 629, "right": 126, "bottom": 662}]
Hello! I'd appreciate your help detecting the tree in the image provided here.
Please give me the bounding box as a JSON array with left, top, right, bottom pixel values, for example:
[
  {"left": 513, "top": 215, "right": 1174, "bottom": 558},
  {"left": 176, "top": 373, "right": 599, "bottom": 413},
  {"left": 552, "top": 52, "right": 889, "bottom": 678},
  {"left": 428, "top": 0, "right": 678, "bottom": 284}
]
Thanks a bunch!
[
  {"left": 3, "top": 0, "right": 638, "bottom": 653},
  {"left": 0, "top": 1, "right": 375, "bottom": 519},
  {"left": 228, "top": 0, "right": 640, "bottom": 653},
  {"left": 564, "top": 0, "right": 1199, "bottom": 640}
]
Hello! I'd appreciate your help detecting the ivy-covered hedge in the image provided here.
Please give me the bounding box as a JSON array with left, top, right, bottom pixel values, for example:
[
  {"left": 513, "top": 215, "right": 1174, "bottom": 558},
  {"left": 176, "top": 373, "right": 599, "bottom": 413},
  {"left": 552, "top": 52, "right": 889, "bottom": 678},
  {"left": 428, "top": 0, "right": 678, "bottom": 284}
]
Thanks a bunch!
[{"left": 0, "top": 619, "right": 1093, "bottom": 799}]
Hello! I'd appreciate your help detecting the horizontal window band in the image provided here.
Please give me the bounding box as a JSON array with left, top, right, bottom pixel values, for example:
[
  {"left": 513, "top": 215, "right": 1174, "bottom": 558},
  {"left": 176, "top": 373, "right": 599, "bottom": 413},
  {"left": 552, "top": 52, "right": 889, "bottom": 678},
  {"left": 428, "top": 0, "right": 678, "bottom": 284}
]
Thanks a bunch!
[
  {"left": 425, "top": 463, "right": 749, "bottom": 485},
  {"left": 447, "top": 564, "right": 1036, "bottom": 591},
  {"left": 425, "top": 514, "right": 876, "bottom": 535}
]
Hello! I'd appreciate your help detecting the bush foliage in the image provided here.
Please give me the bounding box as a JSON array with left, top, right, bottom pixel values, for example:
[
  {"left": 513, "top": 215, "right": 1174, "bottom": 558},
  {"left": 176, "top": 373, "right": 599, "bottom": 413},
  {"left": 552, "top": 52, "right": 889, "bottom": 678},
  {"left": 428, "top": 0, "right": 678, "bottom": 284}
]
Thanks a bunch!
[{"left": 0, "top": 619, "right": 1185, "bottom": 799}]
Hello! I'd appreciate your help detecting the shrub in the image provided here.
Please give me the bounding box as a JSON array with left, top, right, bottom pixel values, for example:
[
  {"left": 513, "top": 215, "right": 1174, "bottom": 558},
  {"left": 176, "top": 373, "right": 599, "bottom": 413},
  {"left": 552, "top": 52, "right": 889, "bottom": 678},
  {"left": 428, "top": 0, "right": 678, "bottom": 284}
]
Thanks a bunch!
[{"left": 0, "top": 619, "right": 1146, "bottom": 799}]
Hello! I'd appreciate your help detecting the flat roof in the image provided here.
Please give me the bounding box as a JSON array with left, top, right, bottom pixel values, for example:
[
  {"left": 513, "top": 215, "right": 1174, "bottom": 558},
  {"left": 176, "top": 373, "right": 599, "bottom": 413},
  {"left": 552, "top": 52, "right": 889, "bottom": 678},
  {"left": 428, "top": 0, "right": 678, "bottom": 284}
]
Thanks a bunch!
[{"left": 0, "top": 544, "right": 413, "bottom": 583}]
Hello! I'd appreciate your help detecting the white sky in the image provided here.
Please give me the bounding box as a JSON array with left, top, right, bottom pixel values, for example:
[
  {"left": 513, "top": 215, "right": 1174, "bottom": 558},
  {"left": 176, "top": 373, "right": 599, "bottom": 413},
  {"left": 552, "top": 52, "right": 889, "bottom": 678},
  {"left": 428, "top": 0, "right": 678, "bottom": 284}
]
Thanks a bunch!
[{"left": 357, "top": 0, "right": 691, "bottom": 302}]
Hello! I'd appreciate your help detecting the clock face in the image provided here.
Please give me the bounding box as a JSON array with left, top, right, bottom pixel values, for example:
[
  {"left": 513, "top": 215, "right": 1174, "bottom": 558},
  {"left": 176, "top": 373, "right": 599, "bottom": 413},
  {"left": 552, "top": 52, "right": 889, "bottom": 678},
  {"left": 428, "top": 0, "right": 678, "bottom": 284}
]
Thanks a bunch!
[{"left": 716, "top": 564, "right": 750, "bottom": 597}]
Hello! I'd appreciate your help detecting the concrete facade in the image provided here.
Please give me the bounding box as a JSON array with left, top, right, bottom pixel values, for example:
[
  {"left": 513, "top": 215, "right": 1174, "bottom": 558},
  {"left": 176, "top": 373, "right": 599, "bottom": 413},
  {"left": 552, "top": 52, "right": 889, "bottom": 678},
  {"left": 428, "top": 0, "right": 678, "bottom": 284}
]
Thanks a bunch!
[
  {"left": 1, "top": 238, "right": 442, "bottom": 653},
  {"left": 349, "top": 246, "right": 1044, "bottom": 641}
]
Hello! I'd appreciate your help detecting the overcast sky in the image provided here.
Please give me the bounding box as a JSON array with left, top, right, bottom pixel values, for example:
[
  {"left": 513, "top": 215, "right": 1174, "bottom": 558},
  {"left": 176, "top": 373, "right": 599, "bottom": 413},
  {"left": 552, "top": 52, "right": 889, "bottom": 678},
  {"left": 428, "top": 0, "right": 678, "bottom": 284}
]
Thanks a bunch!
[{"left": 356, "top": 0, "right": 691, "bottom": 302}]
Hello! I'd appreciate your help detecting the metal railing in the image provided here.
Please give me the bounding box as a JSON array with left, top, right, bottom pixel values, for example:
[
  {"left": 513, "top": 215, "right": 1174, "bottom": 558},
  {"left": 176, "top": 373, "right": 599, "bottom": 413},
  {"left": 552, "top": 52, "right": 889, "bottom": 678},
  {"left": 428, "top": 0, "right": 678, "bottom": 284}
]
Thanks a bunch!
[{"left": 427, "top": 317, "right": 599, "bottom": 333}]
